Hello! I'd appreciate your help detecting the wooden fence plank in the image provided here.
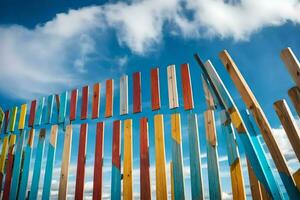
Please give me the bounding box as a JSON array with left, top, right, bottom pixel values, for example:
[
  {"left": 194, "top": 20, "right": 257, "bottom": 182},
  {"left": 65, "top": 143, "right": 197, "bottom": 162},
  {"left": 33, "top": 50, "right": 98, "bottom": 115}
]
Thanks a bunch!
[
  {"left": 18, "top": 104, "right": 27, "bottom": 130},
  {"left": 219, "top": 50, "right": 299, "bottom": 198},
  {"left": 29, "top": 128, "right": 46, "bottom": 200},
  {"left": 288, "top": 86, "right": 300, "bottom": 117},
  {"left": 92, "top": 83, "right": 100, "bottom": 119},
  {"left": 151, "top": 68, "right": 161, "bottom": 110},
  {"left": 58, "top": 125, "right": 72, "bottom": 200},
  {"left": 274, "top": 99, "right": 300, "bottom": 162},
  {"left": 181, "top": 63, "right": 194, "bottom": 110},
  {"left": 42, "top": 125, "right": 58, "bottom": 199},
  {"left": 0, "top": 136, "right": 9, "bottom": 186},
  {"left": 105, "top": 79, "right": 114, "bottom": 118},
  {"left": 171, "top": 113, "right": 185, "bottom": 199},
  {"left": 45, "top": 95, "right": 54, "bottom": 124},
  {"left": 93, "top": 122, "right": 105, "bottom": 199},
  {"left": 75, "top": 123, "right": 88, "bottom": 199},
  {"left": 140, "top": 117, "right": 151, "bottom": 200},
  {"left": 9, "top": 106, "right": 18, "bottom": 132},
  {"left": 187, "top": 114, "right": 204, "bottom": 200},
  {"left": 120, "top": 75, "right": 128, "bottom": 115},
  {"left": 35, "top": 97, "right": 45, "bottom": 126},
  {"left": 111, "top": 120, "right": 121, "bottom": 200},
  {"left": 247, "top": 158, "right": 264, "bottom": 200},
  {"left": 28, "top": 100, "right": 36, "bottom": 127},
  {"left": 81, "top": 85, "right": 89, "bottom": 120},
  {"left": 123, "top": 119, "right": 133, "bottom": 200},
  {"left": 4, "top": 110, "right": 10, "bottom": 133},
  {"left": 167, "top": 65, "right": 179, "bottom": 109},
  {"left": 133, "top": 72, "right": 142, "bottom": 113},
  {"left": 70, "top": 89, "right": 78, "bottom": 121},
  {"left": 154, "top": 114, "right": 167, "bottom": 199},
  {"left": 18, "top": 129, "right": 35, "bottom": 200},
  {"left": 0, "top": 108, "right": 4, "bottom": 132},
  {"left": 294, "top": 169, "right": 300, "bottom": 191},
  {"left": 280, "top": 47, "right": 300, "bottom": 88},
  {"left": 58, "top": 91, "right": 68, "bottom": 124},
  {"left": 170, "top": 161, "right": 174, "bottom": 200}
]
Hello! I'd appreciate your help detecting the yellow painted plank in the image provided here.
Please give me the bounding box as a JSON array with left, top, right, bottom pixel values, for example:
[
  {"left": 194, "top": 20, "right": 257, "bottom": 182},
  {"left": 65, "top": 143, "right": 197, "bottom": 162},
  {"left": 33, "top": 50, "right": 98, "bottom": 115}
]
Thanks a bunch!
[
  {"left": 171, "top": 113, "right": 181, "bottom": 144},
  {"left": 154, "top": 114, "right": 167, "bottom": 199},
  {"left": 230, "top": 159, "right": 246, "bottom": 200},
  {"left": 123, "top": 119, "right": 133, "bottom": 200},
  {"left": 50, "top": 125, "right": 58, "bottom": 147},
  {"left": 294, "top": 169, "right": 300, "bottom": 191},
  {"left": 0, "top": 136, "right": 9, "bottom": 173},
  {"left": 18, "top": 104, "right": 27, "bottom": 130},
  {"left": 9, "top": 106, "right": 18, "bottom": 132},
  {"left": 170, "top": 161, "right": 174, "bottom": 200},
  {"left": 9, "top": 134, "right": 16, "bottom": 146}
]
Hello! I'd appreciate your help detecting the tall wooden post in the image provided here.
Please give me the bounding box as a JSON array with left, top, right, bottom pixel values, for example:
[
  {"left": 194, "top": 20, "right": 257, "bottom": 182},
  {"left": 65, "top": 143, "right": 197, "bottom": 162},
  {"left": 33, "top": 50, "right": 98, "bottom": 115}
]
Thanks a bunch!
[
  {"left": 280, "top": 48, "right": 300, "bottom": 88},
  {"left": 123, "top": 119, "right": 133, "bottom": 200},
  {"left": 288, "top": 86, "right": 300, "bottom": 117},
  {"left": 111, "top": 120, "right": 121, "bottom": 199}
]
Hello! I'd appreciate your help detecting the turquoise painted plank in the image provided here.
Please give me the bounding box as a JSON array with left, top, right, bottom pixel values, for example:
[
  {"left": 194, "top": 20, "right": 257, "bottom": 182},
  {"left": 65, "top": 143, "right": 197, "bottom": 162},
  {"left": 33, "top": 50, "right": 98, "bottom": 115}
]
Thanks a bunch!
[
  {"left": 45, "top": 95, "right": 54, "bottom": 124},
  {"left": 111, "top": 165, "right": 121, "bottom": 200},
  {"left": 187, "top": 114, "right": 204, "bottom": 200},
  {"left": 58, "top": 91, "right": 68, "bottom": 123},
  {"left": 172, "top": 141, "right": 185, "bottom": 200},
  {"left": 35, "top": 97, "right": 45, "bottom": 126},
  {"left": 29, "top": 129, "right": 46, "bottom": 200},
  {"left": 10, "top": 130, "right": 26, "bottom": 200}
]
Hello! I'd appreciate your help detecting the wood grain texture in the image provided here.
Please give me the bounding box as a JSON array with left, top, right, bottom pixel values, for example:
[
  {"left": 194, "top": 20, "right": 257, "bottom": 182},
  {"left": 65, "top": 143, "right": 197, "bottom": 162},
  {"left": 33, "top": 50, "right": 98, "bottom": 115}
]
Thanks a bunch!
[
  {"left": 93, "top": 122, "right": 105, "bottom": 200},
  {"left": 294, "top": 169, "right": 300, "bottom": 191},
  {"left": 81, "top": 85, "right": 89, "bottom": 120},
  {"left": 18, "top": 104, "right": 27, "bottom": 130},
  {"left": 58, "top": 125, "right": 72, "bottom": 200},
  {"left": 92, "top": 83, "right": 100, "bottom": 119},
  {"left": 181, "top": 63, "right": 194, "bottom": 110},
  {"left": 9, "top": 106, "right": 18, "bottom": 132},
  {"left": 58, "top": 91, "right": 68, "bottom": 123},
  {"left": 154, "top": 114, "right": 167, "bottom": 199},
  {"left": 105, "top": 79, "right": 114, "bottom": 118},
  {"left": 247, "top": 158, "right": 263, "bottom": 200},
  {"left": 281, "top": 47, "right": 300, "bottom": 88},
  {"left": 111, "top": 120, "right": 121, "bottom": 200},
  {"left": 230, "top": 159, "right": 246, "bottom": 200},
  {"left": 167, "top": 65, "right": 179, "bottom": 109},
  {"left": 140, "top": 117, "right": 151, "bottom": 200},
  {"left": 120, "top": 75, "right": 128, "bottom": 115},
  {"left": 204, "top": 110, "right": 217, "bottom": 146},
  {"left": 70, "top": 89, "right": 78, "bottom": 121},
  {"left": 151, "top": 68, "right": 161, "bottom": 110},
  {"left": 34, "top": 97, "right": 45, "bottom": 126},
  {"left": 45, "top": 95, "right": 54, "bottom": 124},
  {"left": 274, "top": 99, "right": 300, "bottom": 162},
  {"left": 133, "top": 72, "right": 142, "bottom": 113},
  {"left": 75, "top": 123, "right": 88, "bottom": 200},
  {"left": 123, "top": 119, "right": 133, "bottom": 200},
  {"left": 201, "top": 75, "right": 215, "bottom": 109},
  {"left": 28, "top": 100, "right": 36, "bottom": 127},
  {"left": 288, "top": 86, "right": 300, "bottom": 117}
]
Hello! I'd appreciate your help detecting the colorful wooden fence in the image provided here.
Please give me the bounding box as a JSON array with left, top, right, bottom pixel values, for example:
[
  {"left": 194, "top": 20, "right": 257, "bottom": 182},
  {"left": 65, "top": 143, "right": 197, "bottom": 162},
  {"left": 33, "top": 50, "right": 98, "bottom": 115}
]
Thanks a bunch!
[{"left": 0, "top": 47, "right": 300, "bottom": 200}]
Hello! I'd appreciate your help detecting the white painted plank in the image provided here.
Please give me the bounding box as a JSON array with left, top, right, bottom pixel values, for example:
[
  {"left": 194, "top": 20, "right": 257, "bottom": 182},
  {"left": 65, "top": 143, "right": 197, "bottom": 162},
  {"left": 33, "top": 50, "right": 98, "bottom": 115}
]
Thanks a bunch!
[{"left": 167, "top": 65, "right": 179, "bottom": 109}]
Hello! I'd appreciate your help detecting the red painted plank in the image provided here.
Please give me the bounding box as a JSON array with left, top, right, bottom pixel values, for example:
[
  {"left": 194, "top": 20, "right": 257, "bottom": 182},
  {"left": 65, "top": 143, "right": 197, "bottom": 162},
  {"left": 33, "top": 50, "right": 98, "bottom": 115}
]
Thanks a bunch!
[
  {"left": 133, "top": 72, "right": 142, "bottom": 113},
  {"left": 28, "top": 100, "right": 36, "bottom": 127},
  {"left": 70, "top": 89, "right": 78, "bottom": 121},
  {"left": 80, "top": 86, "right": 89, "bottom": 120},
  {"left": 105, "top": 79, "right": 114, "bottom": 118},
  {"left": 75, "top": 123, "right": 88, "bottom": 200},
  {"left": 2, "top": 143, "right": 15, "bottom": 200},
  {"left": 93, "top": 122, "right": 104, "bottom": 199},
  {"left": 112, "top": 120, "right": 121, "bottom": 169},
  {"left": 92, "top": 83, "right": 100, "bottom": 119},
  {"left": 140, "top": 117, "right": 151, "bottom": 200},
  {"left": 151, "top": 68, "right": 161, "bottom": 110},
  {"left": 181, "top": 63, "right": 194, "bottom": 110},
  {"left": 4, "top": 110, "right": 10, "bottom": 133}
]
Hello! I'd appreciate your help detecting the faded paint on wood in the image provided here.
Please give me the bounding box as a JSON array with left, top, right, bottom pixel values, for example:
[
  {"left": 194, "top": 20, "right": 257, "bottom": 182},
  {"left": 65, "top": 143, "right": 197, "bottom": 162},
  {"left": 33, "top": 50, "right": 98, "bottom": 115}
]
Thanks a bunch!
[
  {"left": 201, "top": 75, "right": 215, "bottom": 109},
  {"left": 111, "top": 120, "right": 121, "bottom": 200},
  {"left": 58, "top": 91, "right": 68, "bottom": 123},
  {"left": 140, "top": 117, "right": 151, "bottom": 200},
  {"left": 81, "top": 85, "right": 89, "bottom": 120},
  {"left": 92, "top": 83, "right": 100, "bottom": 119},
  {"left": 123, "top": 119, "right": 133, "bottom": 200},
  {"left": 58, "top": 125, "right": 73, "bottom": 200},
  {"left": 167, "top": 65, "right": 179, "bottom": 109},
  {"left": 281, "top": 47, "right": 300, "bottom": 88},
  {"left": 70, "top": 89, "right": 78, "bottom": 121},
  {"left": 120, "top": 75, "right": 128, "bottom": 115},
  {"left": 45, "top": 95, "right": 54, "bottom": 124},
  {"left": 93, "top": 122, "right": 105, "bottom": 199},
  {"left": 151, "top": 68, "right": 161, "bottom": 110},
  {"left": 133, "top": 72, "right": 142, "bottom": 113},
  {"left": 9, "top": 106, "right": 18, "bottom": 132},
  {"left": 0, "top": 136, "right": 9, "bottom": 183},
  {"left": 154, "top": 114, "right": 167, "bottom": 199},
  {"left": 105, "top": 79, "right": 114, "bottom": 118},
  {"left": 35, "top": 97, "right": 45, "bottom": 126},
  {"left": 18, "top": 104, "right": 27, "bottom": 130},
  {"left": 181, "top": 63, "right": 194, "bottom": 110},
  {"left": 28, "top": 100, "right": 36, "bottom": 127}
]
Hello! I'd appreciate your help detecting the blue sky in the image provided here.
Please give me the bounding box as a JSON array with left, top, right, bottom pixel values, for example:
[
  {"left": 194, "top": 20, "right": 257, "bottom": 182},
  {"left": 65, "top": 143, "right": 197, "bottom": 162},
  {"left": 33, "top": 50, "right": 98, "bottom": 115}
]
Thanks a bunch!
[{"left": 0, "top": 0, "right": 300, "bottom": 199}]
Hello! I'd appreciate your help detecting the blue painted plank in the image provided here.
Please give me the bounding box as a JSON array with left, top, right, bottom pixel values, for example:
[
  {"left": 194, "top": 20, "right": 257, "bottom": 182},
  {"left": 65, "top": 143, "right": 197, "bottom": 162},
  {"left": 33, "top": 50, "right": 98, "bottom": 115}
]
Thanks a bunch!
[
  {"left": 45, "top": 95, "right": 54, "bottom": 124},
  {"left": 35, "top": 97, "right": 45, "bottom": 126},
  {"left": 58, "top": 91, "right": 68, "bottom": 124},
  {"left": 111, "top": 165, "right": 121, "bottom": 200}
]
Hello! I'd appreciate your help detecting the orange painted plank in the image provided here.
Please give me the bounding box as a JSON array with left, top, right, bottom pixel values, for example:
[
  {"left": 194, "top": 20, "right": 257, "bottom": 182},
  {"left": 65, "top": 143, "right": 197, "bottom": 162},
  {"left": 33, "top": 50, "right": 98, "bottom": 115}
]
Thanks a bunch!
[
  {"left": 140, "top": 117, "right": 151, "bottom": 200},
  {"left": 151, "top": 68, "right": 161, "bottom": 110},
  {"left": 112, "top": 120, "right": 121, "bottom": 169},
  {"left": 70, "top": 89, "right": 78, "bottom": 121},
  {"left": 81, "top": 85, "right": 89, "bottom": 120},
  {"left": 28, "top": 100, "right": 36, "bottom": 127},
  {"left": 133, "top": 72, "right": 142, "bottom": 113},
  {"left": 105, "top": 79, "right": 114, "bottom": 118},
  {"left": 181, "top": 63, "right": 194, "bottom": 110},
  {"left": 92, "top": 83, "right": 101, "bottom": 119}
]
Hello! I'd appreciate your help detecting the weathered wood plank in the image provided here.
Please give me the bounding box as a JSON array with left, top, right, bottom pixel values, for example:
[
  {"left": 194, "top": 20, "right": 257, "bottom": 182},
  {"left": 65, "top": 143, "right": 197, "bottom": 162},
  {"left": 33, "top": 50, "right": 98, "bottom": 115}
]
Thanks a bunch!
[
  {"left": 120, "top": 75, "right": 128, "bottom": 115},
  {"left": 28, "top": 100, "right": 36, "bottom": 127},
  {"left": 105, "top": 79, "right": 114, "bottom": 118},
  {"left": 167, "top": 65, "right": 179, "bottom": 109},
  {"left": 93, "top": 122, "right": 105, "bottom": 199},
  {"left": 133, "top": 72, "right": 142, "bottom": 113},
  {"left": 140, "top": 117, "right": 151, "bottom": 200},
  {"left": 181, "top": 63, "right": 194, "bottom": 110},
  {"left": 70, "top": 89, "right": 78, "bottom": 121},
  {"left": 58, "top": 125, "right": 72, "bottom": 200},
  {"left": 18, "top": 104, "right": 27, "bottom": 130},
  {"left": 294, "top": 169, "right": 300, "bottom": 192},
  {"left": 123, "top": 119, "right": 133, "bottom": 200},
  {"left": 45, "top": 95, "right": 54, "bottom": 124},
  {"left": 154, "top": 114, "right": 167, "bottom": 199},
  {"left": 288, "top": 86, "right": 300, "bottom": 117},
  {"left": 280, "top": 47, "right": 300, "bottom": 88},
  {"left": 151, "top": 68, "right": 161, "bottom": 110},
  {"left": 92, "top": 83, "right": 100, "bottom": 119},
  {"left": 58, "top": 91, "right": 68, "bottom": 124},
  {"left": 81, "top": 85, "right": 89, "bottom": 120},
  {"left": 9, "top": 106, "right": 18, "bottom": 132},
  {"left": 247, "top": 158, "right": 263, "bottom": 200},
  {"left": 34, "top": 97, "right": 45, "bottom": 126},
  {"left": 111, "top": 120, "right": 121, "bottom": 199}
]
